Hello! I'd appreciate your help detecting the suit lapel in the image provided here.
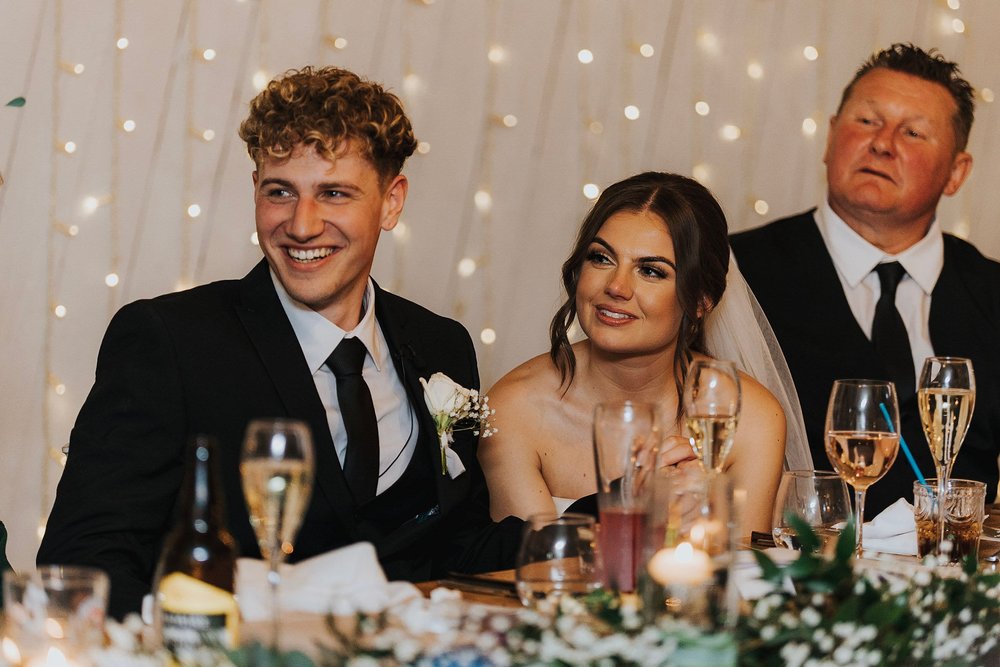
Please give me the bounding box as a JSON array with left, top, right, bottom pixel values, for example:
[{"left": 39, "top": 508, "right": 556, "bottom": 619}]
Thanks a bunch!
[{"left": 234, "top": 261, "right": 357, "bottom": 533}]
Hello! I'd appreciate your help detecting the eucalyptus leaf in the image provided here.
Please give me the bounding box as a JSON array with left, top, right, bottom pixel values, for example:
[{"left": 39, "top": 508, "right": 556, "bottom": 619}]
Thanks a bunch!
[
  {"left": 834, "top": 518, "right": 856, "bottom": 562},
  {"left": 752, "top": 549, "right": 784, "bottom": 583},
  {"left": 5, "top": 97, "right": 25, "bottom": 107},
  {"left": 786, "top": 513, "right": 820, "bottom": 553},
  {"left": 783, "top": 554, "right": 820, "bottom": 579}
]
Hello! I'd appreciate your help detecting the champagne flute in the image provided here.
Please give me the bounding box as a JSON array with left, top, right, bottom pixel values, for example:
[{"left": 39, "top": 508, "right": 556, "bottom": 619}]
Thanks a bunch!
[
  {"left": 683, "top": 360, "right": 741, "bottom": 472},
  {"left": 917, "top": 357, "right": 976, "bottom": 557},
  {"left": 824, "top": 380, "right": 900, "bottom": 556},
  {"left": 240, "top": 418, "right": 315, "bottom": 651}
]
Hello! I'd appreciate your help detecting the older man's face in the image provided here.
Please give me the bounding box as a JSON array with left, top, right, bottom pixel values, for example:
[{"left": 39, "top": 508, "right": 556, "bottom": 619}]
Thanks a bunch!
[{"left": 824, "top": 68, "right": 971, "bottom": 235}]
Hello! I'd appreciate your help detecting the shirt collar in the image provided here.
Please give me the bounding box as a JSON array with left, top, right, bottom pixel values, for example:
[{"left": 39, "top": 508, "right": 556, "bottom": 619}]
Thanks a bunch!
[
  {"left": 270, "top": 271, "right": 384, "bottom": 374},
  {"left": 816, "top": 200, "right": 943, "bottom": 295}
]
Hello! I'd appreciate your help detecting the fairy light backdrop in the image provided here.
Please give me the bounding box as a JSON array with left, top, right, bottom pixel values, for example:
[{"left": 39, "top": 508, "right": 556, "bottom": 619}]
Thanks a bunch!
[{"left": 0, "top": 0, "right": 997, "bottom": 570}]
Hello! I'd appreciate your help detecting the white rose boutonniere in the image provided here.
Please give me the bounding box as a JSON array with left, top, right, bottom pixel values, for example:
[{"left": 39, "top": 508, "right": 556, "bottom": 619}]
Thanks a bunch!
[{"left": 419, "top": 372, "right": 497, "bottom": 478}]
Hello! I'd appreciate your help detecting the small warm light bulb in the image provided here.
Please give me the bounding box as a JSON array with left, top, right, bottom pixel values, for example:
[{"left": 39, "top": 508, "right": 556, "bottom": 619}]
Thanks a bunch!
[
  {"left": 982, "top": 88, "right": 995, "bottom": 103},
  {"left": 116, "top": 37, "right": 129, "bottom": 50},
  {"left": 588, "top": 120, "right": 604, "bottom": 135},
  {"left": 953, "top": 219, "right": 970, "bottom": 239},
  {"left": 803, "top": 46, "right": 819, "bottom": 61},
  {"left": 187, "top": 204, "right": 201, "bottom": 218},
  {"left": 201, "top": 129, "right": 215, "bottom": 141},
  {"left": 623, "top": 105, "right": 640, "bottom": 120},
  {"left": 694, "top": 101, "right": 710, "bottom": 116},
  {"left": 54, "top": 384, "right": 66, "bottom": 396},
  {"left": 62, "top": 141, "right": 77, "bottom": 154},
  {"left": 392, "top": 222, "right": 410, "bottom": 242},
  {"left": 577, "top": 49, "right": 594, "bottom": 64},
  {"left": 72, "top": 63, "right": 85, "bottom": 75},
  {"left": 746, "top": 61, "right": 764, "bottom": 80},
  {"left": 457, "top": 258, "right": 477, "bottom": 277},
  {"left": 54, "top": 304, "right": 67, "bottom": 318},
  {"left": 82, "top": 196, "right": 100, "bottom": 214},
  {"left": 720, "top": 124, "right": 741, "bottom": 141},
  {"left": 692, "top": 163, "right": 710, "bottom": 182},
  {"left": 696, "top": 31, "right": 718, "bottom": 53},
  {"left": 639, "top": 43, "right": 655, "bottom": 58},
  {"left": 250, "top": 232, "right": 259, "bottom": 246},
  {"left": 801, "top": 117, "right": 817, "bottom": 136},
  {"left": 105, "top": 272, "right": 120, "bottom": 287},
  {"left": 501, "top": 114, "right": 518, "bottom": 127},
  {"left": 487, "top": 45, "right": 507, "bottom": 64},
  {"left": 402, "top": 72, "right": 421, "bottom": 96},
  {"left": 416, "top": 141, "right": 431, "bottom": 154},
  {"left": 480, "top": 328, "right": 497, "bottom": 345},
  {"left": 754, "top": 199, "right": 769, "bottom": 215},
  {"left": 582, "top": 183, "right": 600, "bottom": 200},
  {"left": 951, "top": 18, "right": 965, "bottom": 33},
  {"left": 947, "top": 0, "right": 960, "bottom": 8},
  {"left": 201, "top": 48, "right": 217, "bottom": 61},
  {"left": 325, "top": 35, "right": 348, "bottom": 50},
  {"left": 252, "top": 70, "right": 270, "bottom": 91},
  {"left": 67, "top": 225, "right": 79, "bottom": 237},
  {"left": 474, "top": 190, "right": 492, "bottom": 212},
  {"left": 122, "top": 119, "right": 136, "bottom": 132}
]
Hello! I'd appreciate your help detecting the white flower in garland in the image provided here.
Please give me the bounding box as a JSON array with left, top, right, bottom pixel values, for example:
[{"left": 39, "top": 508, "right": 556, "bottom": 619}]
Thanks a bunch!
[{"left": 420, "top": 372, "right": 496, "bottom": 477}]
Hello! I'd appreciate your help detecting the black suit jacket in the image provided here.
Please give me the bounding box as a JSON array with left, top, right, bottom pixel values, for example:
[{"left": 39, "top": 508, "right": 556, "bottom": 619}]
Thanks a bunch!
[
  {"left": 731, "top": 211, "right": 1000, "bottom": 517},
  {"left": 37, "top": 261, "right": 520, "bottom": 617}
]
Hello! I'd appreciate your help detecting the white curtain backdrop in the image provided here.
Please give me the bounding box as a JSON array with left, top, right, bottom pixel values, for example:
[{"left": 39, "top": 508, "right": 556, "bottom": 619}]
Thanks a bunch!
[{"left": 2, "top": 0, "right": 998, "bottom": 570}]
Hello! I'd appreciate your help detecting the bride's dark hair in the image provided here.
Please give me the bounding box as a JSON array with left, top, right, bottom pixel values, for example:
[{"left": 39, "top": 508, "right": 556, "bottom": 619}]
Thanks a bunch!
[{"left": 549, "top": 172, "right": 731, "bottom": 401}]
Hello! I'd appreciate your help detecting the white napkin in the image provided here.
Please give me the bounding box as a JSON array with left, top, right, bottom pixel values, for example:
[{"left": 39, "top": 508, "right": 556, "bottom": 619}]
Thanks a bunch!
[
  {"left": 236, "top": 542, "right": 421, "bottom": 621},
  {"left": 861, "top": 498, "right": 918, "bottom": 556}
]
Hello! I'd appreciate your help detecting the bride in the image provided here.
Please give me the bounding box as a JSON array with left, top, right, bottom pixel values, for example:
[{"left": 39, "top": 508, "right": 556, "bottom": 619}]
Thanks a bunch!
[{"left": 479, "top": 172, "right": 811, "bottom": 534}]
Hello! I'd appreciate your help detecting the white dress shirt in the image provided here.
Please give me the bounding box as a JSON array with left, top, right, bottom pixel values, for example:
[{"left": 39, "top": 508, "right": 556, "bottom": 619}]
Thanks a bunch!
[
  {"left": 814, "top": 202, "right": 942, "bottom": 388},
  {"left": 271, "top": 271, "right": 418, "bottom": 495}
]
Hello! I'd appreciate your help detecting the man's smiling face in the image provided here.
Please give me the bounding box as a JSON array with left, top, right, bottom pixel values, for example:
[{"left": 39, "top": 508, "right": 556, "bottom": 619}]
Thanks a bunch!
[{"left": 253, "top": 141, "right": 406, "bottom": 329}]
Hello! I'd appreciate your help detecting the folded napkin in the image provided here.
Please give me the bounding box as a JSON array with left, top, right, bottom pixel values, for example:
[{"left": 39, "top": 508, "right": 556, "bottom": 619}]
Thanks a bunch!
[
  {"left": 237, "top": 542, "right": 421, "bottom": 621},
  {"left": 861, "top": 498, "right": 917, "bottom": 556}
]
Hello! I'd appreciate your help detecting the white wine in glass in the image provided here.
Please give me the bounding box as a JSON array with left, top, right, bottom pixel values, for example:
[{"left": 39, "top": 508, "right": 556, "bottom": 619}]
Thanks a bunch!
[
  {"left": 683, "top": 360, "right": 741, "bottom": 472},
  {"left": 240, "top": 418, "right": 315, "bottom": 651},
  {"left": 824, "top": 380, "right": 900, "bottom": 556},
  {"left": 917, "top": 357, "right": 975, "bottom": 557}
]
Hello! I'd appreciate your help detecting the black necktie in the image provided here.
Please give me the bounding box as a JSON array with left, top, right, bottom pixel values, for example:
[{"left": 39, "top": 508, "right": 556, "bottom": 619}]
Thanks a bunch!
[
  {"left": 871, "top": 262, "right": 915, "bottom": 399},
  {"left": 326, "top": 337, "right": 379, "bottom": 503}
]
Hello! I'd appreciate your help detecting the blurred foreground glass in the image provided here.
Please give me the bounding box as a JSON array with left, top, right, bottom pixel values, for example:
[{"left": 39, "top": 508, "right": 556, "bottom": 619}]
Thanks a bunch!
[
  {"left": 825, "top": 379, "right": 900, "bottom": 556},
  {"left": 913, "top": 478, "right": 985, "bottom": 563},
  {"left": 682, "top": 360, "right": 741, "bottom": 472},
  {"left": 593, "top": 400, "right": 660, "bottom": 593},
  {"left": 515, "top": 513, "right": 600, "bottom": 611},
  {"left": 639, "top": 467, "right": 739, "bottom": 631},
  {"left": 771, "top": 470, "right": 851, "bottom": 554},
  {"left": 2, "top": 565, "right": 109, "bottom": 666}
]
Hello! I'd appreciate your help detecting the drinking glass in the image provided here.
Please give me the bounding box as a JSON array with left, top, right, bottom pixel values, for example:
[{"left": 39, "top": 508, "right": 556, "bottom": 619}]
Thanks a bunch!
[
  {"left": 771, "top": 470, "right": 851, "bottom": 554},
  {"left": 913, "top": 478, "right": 985, "bottom": 562},
  {"left": 824, "top": 380, "right": 900, "bottom": 556},
  {"left": 240, "top": 418, "right": 315, "bottom": 651},
  {"left": 682, "top": 360, "right": 741, "bottom": 472},
  {"left": 918, "top": 357, "right": 975, "bottom": 557},
  {"left": 2, "top": 565, "right": 109, "bottom": 665},
  {"left": 593, "top": 400, "right": 660, "bottom": 593},
  {"left": 515, "top": 513, "right": 600, "bottom": 611}
]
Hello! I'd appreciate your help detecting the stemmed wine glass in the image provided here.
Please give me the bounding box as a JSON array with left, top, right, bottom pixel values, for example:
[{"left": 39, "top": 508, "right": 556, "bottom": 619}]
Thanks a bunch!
[
  {"left": 240, "top": 418, "right": 315, "bottom": 651},
  {"left": 917, "top": 357, "right": 976, "bottom": 557},
  {"left": 824, "top": 380, "right": 900, "bottom": 556},
  {"left": 771, "top": 470, "right": 852, "bottom": 553},
  {"left": 683, "top": 360, "right": 741, "bottom": 472}
]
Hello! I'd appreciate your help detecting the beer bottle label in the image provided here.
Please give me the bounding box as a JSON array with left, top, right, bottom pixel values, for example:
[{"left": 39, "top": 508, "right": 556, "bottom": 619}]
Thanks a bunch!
[{"left": 159, "top": 572, "right": 239, "bottom": 657}]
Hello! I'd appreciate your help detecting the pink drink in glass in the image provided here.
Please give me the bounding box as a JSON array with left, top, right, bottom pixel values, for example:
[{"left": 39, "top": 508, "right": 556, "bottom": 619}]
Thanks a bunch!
[{"left": 598, "top": 507, "right": 647, "bottom": 592}]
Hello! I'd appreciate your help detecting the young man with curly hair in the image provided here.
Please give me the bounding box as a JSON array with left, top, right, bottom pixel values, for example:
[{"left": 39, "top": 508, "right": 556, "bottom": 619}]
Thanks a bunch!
[{"left": 38, "top": 67, "right": 521, "bottom": 618}]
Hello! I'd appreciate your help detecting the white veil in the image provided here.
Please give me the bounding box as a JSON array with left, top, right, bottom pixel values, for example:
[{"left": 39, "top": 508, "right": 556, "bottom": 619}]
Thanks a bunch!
[{"left": 702, "top": 252, "right": 813, "bottom": 471}]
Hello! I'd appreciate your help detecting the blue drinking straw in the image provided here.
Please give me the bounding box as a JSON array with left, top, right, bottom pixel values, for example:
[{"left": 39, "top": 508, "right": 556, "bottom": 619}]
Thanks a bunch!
[{"left": 879, "top": 401, "right": 928, "bottom": 487}]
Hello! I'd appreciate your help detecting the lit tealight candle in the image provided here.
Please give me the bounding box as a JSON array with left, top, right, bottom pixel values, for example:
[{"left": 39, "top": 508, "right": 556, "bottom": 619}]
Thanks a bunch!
[{"left": 647, "top": 541, "right": 712, "bottom": 586}]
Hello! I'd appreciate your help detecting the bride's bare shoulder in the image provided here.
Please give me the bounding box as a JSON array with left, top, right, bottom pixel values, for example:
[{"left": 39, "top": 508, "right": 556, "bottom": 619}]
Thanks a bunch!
[{"left": 487, "top": 352, "right": 565, "bottom": 407}]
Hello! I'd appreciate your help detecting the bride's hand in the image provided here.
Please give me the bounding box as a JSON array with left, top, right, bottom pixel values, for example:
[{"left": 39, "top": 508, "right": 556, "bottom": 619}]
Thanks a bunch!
[{"left": 660, "top": 435, "right": 697, "bottom": 467}]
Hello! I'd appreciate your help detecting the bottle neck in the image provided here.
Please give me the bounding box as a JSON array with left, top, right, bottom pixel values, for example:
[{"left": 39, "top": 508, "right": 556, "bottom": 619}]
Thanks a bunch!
[{"left": 178, "top": 436, "right": 225, "bottom": 533}]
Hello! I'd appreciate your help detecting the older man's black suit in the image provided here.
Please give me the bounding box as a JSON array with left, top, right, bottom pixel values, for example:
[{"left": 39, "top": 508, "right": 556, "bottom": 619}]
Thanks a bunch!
[
  {"left": 731, "top": 211, "right": 1000, "bottom": 517},
  {"left": 38, "top": 260, "right": 520, "bottom": 617}
]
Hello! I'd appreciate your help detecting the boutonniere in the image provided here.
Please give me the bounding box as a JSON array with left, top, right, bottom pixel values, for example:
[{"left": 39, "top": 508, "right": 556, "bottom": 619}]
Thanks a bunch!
[{"left": 420, "top": 372, "right": 497, "bottom": 478}]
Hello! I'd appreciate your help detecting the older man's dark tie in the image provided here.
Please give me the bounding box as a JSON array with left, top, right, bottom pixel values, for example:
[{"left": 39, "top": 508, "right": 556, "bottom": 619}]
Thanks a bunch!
[
  {"left": 326, "top": 337, "right": 379, "bottom": 503},
  {"left": 872, "top": 262, "right": 915, "bottom": 400}
]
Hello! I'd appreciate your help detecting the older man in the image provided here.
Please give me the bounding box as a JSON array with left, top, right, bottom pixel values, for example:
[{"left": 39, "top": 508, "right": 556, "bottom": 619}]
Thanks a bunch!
[
  {"left": 731, "top": 44, "right": 1000, "bottom": 518},
  {"left": 38, "top": 66, "right": 521, "bottom": 617}
]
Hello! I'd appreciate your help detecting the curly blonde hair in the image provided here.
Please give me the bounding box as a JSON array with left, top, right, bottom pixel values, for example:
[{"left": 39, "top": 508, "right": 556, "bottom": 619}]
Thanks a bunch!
[{"left": 239, "top": 66, "right": 417, "bottom": 184}]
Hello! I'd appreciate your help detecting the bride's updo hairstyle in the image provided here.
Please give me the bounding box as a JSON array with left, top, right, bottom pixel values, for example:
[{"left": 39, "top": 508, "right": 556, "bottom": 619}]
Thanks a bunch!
[{"left": 549, "top": 172, "right": 730, "bottom": 398}]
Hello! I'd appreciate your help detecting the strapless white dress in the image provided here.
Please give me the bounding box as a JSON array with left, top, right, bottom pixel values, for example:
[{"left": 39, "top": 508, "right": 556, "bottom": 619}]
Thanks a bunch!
[{"left": 552, "top": 496, "right": 577, "bottom": 515}]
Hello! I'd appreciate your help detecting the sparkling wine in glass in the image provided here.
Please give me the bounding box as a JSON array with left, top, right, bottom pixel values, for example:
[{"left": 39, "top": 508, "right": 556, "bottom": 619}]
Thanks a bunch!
[
  {"left": 240, "top": 418, "right": 315, "bottom": 651},
  {"left": 683, "top": 360, "right": 741, "bottom": 472},
  {"left": 824, "top": 380, "right": 900, "bottom": 556},
  {"left": 917, "top": 357, "right": 975, "bottom": 557}
]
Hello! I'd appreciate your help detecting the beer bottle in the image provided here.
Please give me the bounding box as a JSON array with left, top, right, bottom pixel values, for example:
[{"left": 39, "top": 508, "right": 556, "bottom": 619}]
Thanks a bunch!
[{"left": 154, "top": 435, "right": 239, "bottom": 660}]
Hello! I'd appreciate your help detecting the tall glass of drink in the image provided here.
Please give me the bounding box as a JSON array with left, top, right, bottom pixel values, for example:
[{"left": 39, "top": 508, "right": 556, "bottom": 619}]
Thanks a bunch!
[{"left": 682, "top": 360, "right": 741, "bottom": 472}]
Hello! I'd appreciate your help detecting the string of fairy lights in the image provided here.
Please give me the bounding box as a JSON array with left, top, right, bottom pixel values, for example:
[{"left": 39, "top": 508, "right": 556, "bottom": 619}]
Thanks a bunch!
[{"left": 11, "top": 0, "right": 990, "bottom": 557}]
